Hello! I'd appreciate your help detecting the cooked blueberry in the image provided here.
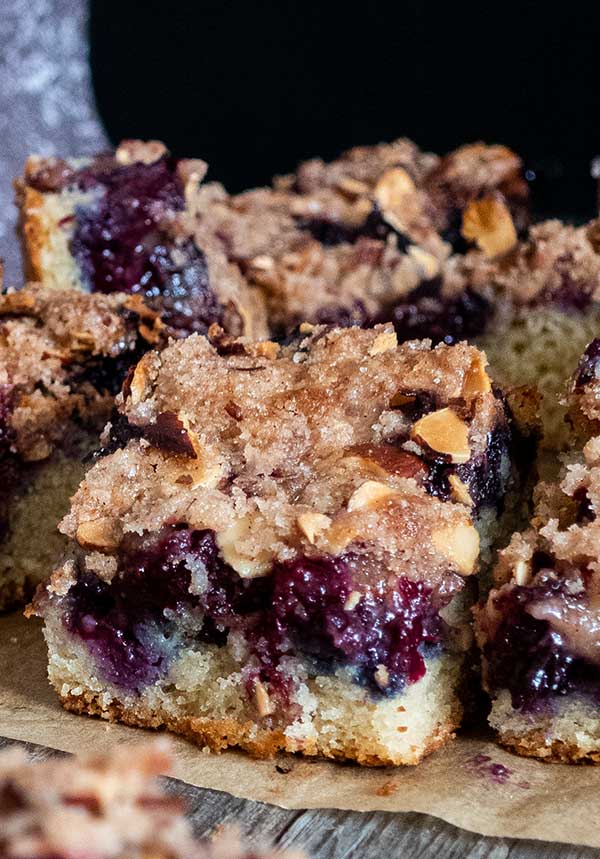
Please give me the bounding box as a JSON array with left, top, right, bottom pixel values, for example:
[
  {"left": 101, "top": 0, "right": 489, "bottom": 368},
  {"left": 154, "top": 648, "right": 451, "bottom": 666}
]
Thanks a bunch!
[
  {"left": 69, "top": 156, "right": 222, "bottom": 338},
  {"left": 66, "top": 527, "right": 445, "bottom": 697},
  {"left": 575, "top": 339, "right": 600, "bottom": 388},
  {"left": 389, "top": 282, "right": 491, "bottom": 346},
  {"left": 485, "top": 578, "right": 600, "bottom": 710}
]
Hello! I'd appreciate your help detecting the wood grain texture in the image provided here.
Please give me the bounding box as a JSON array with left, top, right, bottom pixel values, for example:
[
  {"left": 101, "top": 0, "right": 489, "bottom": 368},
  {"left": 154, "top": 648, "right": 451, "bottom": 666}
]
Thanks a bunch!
[{"left": 1, "top": 737, "right": 594, "bottom": 859}]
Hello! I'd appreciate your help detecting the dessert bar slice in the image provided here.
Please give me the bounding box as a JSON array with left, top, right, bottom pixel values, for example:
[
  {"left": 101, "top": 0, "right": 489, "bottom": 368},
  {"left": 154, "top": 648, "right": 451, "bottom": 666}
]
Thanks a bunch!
[
  {"left": 0, "top": 283, "right": 163, "bottom": 610},
  {"left": 0, "top": 740, "right": 294, "bottom": 859},
  {"left": 35, "top": 325, "right": 523, "bottom": 765},
  {"left": 16, "top": 140, "right": 267, "bottom": 340},
  {"left": 475, "top": 339, "right": 600, "bottom": 762}
]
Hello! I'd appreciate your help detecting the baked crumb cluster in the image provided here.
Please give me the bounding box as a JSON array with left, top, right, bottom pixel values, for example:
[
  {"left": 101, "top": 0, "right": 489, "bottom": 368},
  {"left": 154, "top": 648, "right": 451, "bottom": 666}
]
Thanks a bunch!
[
  {"left": 475, "top": 340, "right": 600, "bottom": 761},
  {"left": 0, "top": 283, "right": 163, "bottom": 609},
  {"left": 189, "top": 141, "right": 529, "bottom": 338},
  {"left": 0, "top": 741, "right": 291, "bottom": 859}
]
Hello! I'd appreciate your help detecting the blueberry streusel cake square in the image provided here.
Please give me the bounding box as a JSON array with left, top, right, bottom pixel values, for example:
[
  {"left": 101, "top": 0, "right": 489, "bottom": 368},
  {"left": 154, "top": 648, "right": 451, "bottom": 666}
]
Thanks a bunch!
[
  {"left": 33, "top": 324, "right": 524, "bottom": 764},
  {"left": 15, "top": 139, "right": 268, "bottom": 340},
  {"left": 475, "top": 339, "right": 600, "bottom": 762},
  {"left": 0, "top": 740, "right": 295, "bottom": 859},
  {"left": 0, "top": 283, "right": 164, "bottom": 611}
]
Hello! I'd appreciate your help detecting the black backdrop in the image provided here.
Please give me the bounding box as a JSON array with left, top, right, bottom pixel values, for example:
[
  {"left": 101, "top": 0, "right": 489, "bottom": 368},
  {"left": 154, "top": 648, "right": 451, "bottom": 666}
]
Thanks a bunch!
[{"left": 90, "top": 0, "right": 600, "bottom": 219}]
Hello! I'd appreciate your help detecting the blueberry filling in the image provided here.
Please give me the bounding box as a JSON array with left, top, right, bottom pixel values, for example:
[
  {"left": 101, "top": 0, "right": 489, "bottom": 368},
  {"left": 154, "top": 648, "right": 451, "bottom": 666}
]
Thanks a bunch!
[
  {"left": 388, "top": 280, "right": 491, "bottom": 346},
  {"left": 67, "top": 156, "right": 222, "bottom": 338},
  {"left": 485, "top": 577, "right": 600, "bottom": 711},
  {"left": 575, "top": 338, "right": 600, "bottom": 388},
  {"left": 574, "top": 487, "right": 596, "bottom": 524},
  {"left": 537, "top": 258, "right": 595, "bottom": 313},
  {"left": 299, "top": 207, "right": 413, "bottom": 252},
  {"left": 65, "top": 527, "right": 445, "bottom": 698},
  {"left": 287, "top": 278, "right": 491, "bottom": 347}
]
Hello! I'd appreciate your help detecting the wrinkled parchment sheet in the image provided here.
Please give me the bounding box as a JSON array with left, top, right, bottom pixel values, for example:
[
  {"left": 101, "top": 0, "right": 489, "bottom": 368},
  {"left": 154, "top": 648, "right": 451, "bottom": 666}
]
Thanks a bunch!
[{"left": 2, "top": 611, "right": 600, "bottom": 848}]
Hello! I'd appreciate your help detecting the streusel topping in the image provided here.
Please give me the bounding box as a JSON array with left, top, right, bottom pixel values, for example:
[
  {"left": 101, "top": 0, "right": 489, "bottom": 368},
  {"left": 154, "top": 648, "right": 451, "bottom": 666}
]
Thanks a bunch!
[
  {"left": 61, "top": 326, "right": 507, "bottom": 594},
  {"left": 0, "top": 284, "right": 161, "bottom": 461}
]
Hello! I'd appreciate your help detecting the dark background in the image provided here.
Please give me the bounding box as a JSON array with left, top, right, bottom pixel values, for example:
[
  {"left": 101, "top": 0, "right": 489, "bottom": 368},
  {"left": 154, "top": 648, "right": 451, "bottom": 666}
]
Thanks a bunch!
[{"left": 90, "top": 0, "right": 600, "bottom": 220}]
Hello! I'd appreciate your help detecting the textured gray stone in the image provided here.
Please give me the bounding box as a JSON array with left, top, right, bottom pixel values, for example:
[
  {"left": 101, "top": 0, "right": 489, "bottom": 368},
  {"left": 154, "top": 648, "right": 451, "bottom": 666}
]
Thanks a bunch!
[{"left": 0, "top": 0, "right": 107, "bottom": 284}]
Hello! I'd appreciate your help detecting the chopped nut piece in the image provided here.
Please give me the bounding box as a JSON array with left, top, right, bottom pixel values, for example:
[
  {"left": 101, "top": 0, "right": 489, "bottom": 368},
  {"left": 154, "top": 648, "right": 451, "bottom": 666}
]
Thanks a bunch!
[
  {"left": 217, "top": 517, "right": 272, "bottom": 578},
  {"left": 254, "top": 340, "right": 280, "bottom": 360},
  {"left": 249, "top": 255, "right": 274, "bottom": 271},
  {"left": 115, "top": 139, "right": 167, "bottom": 165},
  {"left": 344, "top": 590, "right": 362, "bottom": 611},
  {"left": 411, "top": 408, "right": 471, "bottom": 464},
  {"left": 253, "top": 680, "right": 275, "bottom": 717},
  {"left": 336, "top": 176, "right": 370, "bottom": 197},
  {"left": 368, "top": 330, "right": 398, "bottom": 356},
  {"left": 461, "top": 195, "right": 517, "bottom": 258},
  {"left": 448, "top": 475, "right": 473, "bottom": 507},
  {"left": 463, "top": 353, "right": 492, "bottom": 399},
  {"left": 126, "top": 360, "right": 149, "bottom": 405},
  {"left": 141, "top": 412, "right": 202, "bottom": 459},
  {"left": 297, "top": 512, "right": 332, "bottom": 543},
  {"left": 347, "top": 480, "right": 397, "bottom": 511},
  {"left": 373, "top": 167, "right": 416, "bottom": 211},
  {"left": 299, "top": 322, "right": 317, "bottom": 334},
  {"left": 432, "top": 522, "right": 480, "bottom": 575},
  {"left": 21, "top": 438, "right": 52, "bottom": 462},
  {"left": 76, "top": 519, "right": 118, "bottom": 552},
  {"left": 407, "top": 245, "right": 440, "bottom": 280},
  {"left": 374, "top": 664, "right": 390, "bottom": 689},
  {"left": 71, "top": 331, "right": 96, "bottom": 351},
  {"left": 177, "top": 158, "right": 208, "bottom": 187},
  {"left": 390, "top": 391, "right": 416, "bottom": 408},
  {"left": 514, "top": 559, "right": 532, "bottom": 586}
]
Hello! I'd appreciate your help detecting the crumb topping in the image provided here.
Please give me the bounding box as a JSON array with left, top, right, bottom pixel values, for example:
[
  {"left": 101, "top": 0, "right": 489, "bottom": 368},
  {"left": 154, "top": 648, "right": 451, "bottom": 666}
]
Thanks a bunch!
[
  {"left": 60, "top": 326, "right": 507, "bottom": 594},
  {"left": 0, "top": 284, "right": 160, "bottom": 462}
]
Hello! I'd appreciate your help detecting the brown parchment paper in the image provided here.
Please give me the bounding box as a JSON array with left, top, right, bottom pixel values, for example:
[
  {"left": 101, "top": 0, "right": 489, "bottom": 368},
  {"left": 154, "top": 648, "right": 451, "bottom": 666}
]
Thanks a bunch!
[{"left": 2, "top": 612, "right": 600, "bottom": 848}]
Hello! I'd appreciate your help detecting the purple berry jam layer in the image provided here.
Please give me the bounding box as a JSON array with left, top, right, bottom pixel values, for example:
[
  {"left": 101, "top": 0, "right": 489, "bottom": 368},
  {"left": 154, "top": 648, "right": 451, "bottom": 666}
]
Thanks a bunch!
[{"left": 63, "top": 526, "right": 445, "bottom": 699}]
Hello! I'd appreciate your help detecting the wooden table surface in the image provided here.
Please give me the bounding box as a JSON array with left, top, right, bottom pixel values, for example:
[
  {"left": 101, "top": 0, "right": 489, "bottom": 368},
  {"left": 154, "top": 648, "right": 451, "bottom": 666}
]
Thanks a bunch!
[
  {"left": 1, "top": 3, "right": 597, "bottom": 858},
  {"left": 1, "top": 737, "right": 595, "bottom": 859}
]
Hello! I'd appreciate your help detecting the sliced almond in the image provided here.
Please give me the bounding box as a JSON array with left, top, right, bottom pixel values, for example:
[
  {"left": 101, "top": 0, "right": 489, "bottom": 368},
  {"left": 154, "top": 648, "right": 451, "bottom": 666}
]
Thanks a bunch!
[
  {"left": 461, "top": 195, "right": 517, "bottom": 258},
  {"left": 76, "top": 519, "right": 118, "bottom": 552},
  {"left": 514, "top": 559, "right": 532, "bottom": 586},
  {"left": 254, "top": 340, "right": 280, "bottom": 360},
  {"left": 115, "top": 139, "right": 167, "bottom": 166},
  {"left": 347, "top": 480, "right": 397, "bottom": 512},
  {"left": 22, "top": 438, "right": 52, "bottom": 462},
  {"left": 253, "top": 680, "right": 274, "bottom": 717},
  {"left": 297, "top": 512, "right": 332, "bottom": 544},
  {"left": 448, "top": 475, "right": 473, "bottom": 507},
  {"left": 432, "top": 523, "right": 480, "bottom": 575},
  {"left": 368, "top": 330, "right": 397, "bottom": 356},
  {"left": 390, "top": 391, "right": 416, "bottom": 408},
  {"left": 249, "top": 255, "right": 275, "bottom": 271},
  {"left": 411, "top": 408, "right": 471, "bottom": 464},
  {"left": 336, "top": 176, "right": 370, "bottom": 197},
  {"left": 344, "top": 590, "right": 362, "bottom": 611},
  {"left": 407, "top": 245, "right": 440, "bottom": 280},
  {"left": 177, "top": 157, "right": 208, "bottom": 186},
  {"left": 127, "top": 361, "right": 149, "bottom": 405},
  {"left": 373, "top": 167, "right": 416, "bottom": 211},
  {"left": 374, "top": 664, "right": 390, "bottom": 689},
  {"left": 217, "top": 516, "right": 272, "bottom": 578},
  {"left": 463, "top": 353, "right": 492, "bottom": 399},
  {"left": 71, "top": 331, "right": 95, "bottom": 351}
]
